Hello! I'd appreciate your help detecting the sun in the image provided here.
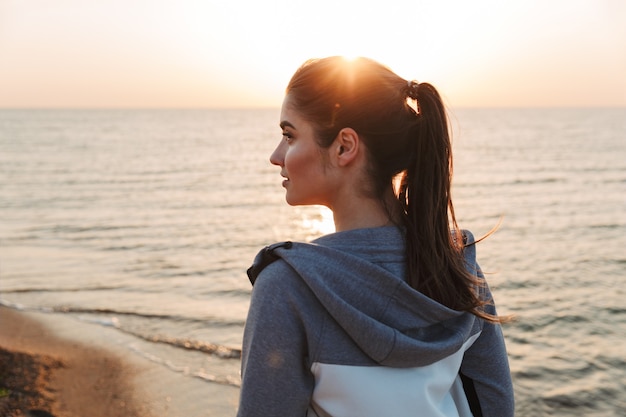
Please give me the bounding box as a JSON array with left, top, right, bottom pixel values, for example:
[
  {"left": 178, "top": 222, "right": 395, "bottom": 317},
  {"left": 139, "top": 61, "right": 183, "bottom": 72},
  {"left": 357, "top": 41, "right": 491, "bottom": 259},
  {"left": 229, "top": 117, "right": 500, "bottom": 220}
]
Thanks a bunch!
[{"left": 340, "top": 55, "right": 359, "bottom": 62}]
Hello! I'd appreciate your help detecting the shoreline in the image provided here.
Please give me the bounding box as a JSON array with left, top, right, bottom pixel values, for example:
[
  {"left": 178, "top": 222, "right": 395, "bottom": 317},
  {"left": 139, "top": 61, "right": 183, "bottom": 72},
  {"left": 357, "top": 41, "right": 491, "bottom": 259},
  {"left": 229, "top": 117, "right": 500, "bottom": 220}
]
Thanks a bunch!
[
  {"left": 0, "top": 305, "right": 241, "bottom": 417},
  {"left": 0, "top": 305, "right": 152, "bottom": 417}
]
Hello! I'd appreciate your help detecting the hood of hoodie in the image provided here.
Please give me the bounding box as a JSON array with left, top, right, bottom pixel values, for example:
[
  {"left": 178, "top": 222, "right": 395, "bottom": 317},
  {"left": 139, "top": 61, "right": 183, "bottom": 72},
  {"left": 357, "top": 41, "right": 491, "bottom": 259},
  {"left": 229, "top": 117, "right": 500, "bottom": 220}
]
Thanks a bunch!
[{"left": 247, "top": 226, "right": 484, "bottom": 368}]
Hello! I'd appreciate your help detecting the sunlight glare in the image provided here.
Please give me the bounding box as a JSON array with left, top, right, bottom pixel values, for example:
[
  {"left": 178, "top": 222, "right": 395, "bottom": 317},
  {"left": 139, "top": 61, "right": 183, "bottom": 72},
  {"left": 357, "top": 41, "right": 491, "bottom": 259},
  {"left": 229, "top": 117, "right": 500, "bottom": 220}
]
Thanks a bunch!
[{"left": 300, "top": 206, "right": 335, "bottom": 238}]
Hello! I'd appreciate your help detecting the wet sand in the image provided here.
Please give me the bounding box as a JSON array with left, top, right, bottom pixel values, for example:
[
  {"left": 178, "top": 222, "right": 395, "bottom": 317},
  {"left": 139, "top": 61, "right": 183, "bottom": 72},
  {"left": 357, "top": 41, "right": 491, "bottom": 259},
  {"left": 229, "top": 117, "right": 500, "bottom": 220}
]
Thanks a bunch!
[
  {"left": 0, "top": 305, "right": 241, "bottom": 417},
  {"left": 0, "top": 306, "right": 152, "bottom": 417}
]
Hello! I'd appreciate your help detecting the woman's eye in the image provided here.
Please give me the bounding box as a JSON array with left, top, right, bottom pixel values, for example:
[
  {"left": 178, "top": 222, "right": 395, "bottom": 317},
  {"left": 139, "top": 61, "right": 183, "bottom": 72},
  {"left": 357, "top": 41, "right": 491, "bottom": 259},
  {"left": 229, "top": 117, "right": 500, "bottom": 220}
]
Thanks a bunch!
[{"left": 282, "top": 132, "right": 294, "bottom": 142}]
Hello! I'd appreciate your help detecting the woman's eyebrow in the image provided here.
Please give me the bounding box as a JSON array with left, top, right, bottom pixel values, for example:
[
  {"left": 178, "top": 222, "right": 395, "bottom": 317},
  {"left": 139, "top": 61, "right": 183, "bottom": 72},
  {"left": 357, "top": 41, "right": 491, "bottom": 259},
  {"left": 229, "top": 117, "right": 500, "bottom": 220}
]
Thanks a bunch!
[{"left": 280, "top": 121, "right": 296, "bottom": 130}]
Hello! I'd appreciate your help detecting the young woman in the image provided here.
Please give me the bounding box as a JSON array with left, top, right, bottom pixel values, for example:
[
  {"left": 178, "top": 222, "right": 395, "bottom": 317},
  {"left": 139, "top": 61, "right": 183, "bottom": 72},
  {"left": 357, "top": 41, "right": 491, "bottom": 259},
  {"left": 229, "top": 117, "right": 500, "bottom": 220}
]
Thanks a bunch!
[{"left": 238, "top": 57, "right": 514, "bottom": 417}]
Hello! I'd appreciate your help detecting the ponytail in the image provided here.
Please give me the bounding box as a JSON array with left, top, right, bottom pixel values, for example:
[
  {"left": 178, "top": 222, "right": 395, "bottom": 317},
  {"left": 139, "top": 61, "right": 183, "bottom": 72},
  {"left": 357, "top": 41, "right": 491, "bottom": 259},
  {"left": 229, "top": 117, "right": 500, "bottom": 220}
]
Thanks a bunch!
[{"left": 398, "top": 83, "right": 498, "bottom": 322}]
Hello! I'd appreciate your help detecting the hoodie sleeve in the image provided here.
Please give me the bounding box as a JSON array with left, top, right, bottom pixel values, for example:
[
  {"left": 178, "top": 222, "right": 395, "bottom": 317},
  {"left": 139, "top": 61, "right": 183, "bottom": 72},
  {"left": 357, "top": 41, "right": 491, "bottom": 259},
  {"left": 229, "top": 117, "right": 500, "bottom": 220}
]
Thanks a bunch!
[
  {"left": 460, "top": 234, "right": 515, "bottom": 417},
  {"left": 237, "top": 260, "right": 316, "bottom": 417},
  {"left": 460, "top": 281, "right": 515, "bottom": 416}
]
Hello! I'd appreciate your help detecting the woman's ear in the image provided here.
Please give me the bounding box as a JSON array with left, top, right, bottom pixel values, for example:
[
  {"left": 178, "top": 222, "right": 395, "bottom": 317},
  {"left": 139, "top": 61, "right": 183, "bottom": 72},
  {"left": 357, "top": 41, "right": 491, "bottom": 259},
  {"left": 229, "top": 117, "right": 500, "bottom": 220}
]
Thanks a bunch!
[{"left": 333, "top": 128, "right": 359, "bottom": 167}]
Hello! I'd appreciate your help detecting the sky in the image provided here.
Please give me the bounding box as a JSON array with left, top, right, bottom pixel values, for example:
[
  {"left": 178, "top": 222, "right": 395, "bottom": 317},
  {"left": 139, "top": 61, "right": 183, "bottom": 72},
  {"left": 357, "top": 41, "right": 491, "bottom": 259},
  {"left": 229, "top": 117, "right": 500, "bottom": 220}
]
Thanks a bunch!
[{"left": 1, "top": 0, "right": 625, "bottom": 108}]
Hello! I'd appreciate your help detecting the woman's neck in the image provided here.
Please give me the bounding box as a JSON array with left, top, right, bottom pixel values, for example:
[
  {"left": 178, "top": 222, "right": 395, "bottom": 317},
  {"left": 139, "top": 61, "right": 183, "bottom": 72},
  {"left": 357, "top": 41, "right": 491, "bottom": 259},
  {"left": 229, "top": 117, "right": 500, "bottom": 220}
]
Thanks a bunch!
[{"left": 331, "top": 188, "right": 402, "bottom": 232}]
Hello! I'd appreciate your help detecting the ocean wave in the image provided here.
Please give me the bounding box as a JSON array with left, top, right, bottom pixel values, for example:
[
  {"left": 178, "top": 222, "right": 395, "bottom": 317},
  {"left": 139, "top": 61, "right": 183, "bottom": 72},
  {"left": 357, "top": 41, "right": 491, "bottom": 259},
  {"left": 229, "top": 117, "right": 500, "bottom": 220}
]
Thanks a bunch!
[
  {"left": 128, "top": 344, "right": 241, "bottom": 387},
  {"left": 125, "top": 331, "right": 241, "bottom": 359},
  {"left": 455, "top": 177, "right": 567, "bottom": 187},
  {"left": 0, "top": 285, "right": 124, "bottom": 294},
  {"left": 62, "top": 307, "right": 243, "bottom": 359},
  {"left": 541, "top": 384, "right": 625, "bottom": 413},
  {"left": 53, "top": 305, "right": 245, "bottom": 327},
  {"left": 27, "top": 224, "right": 147, "bottom": 234}
]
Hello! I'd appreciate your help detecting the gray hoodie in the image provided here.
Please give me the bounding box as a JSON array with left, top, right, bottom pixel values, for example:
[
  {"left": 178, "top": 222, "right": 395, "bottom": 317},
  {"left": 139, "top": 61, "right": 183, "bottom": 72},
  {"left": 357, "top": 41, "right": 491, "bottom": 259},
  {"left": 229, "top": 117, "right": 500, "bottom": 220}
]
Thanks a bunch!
[{"left": 238, "top": 226, "right": 514, "bottom": 417}]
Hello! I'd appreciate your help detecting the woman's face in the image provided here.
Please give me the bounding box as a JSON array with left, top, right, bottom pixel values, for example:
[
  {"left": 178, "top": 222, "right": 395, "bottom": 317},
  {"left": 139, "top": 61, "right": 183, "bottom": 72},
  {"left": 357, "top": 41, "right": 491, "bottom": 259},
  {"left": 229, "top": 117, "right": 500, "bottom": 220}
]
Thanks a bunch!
[{"left": 270, "top": 95, "right": 335, "bottom": 207}]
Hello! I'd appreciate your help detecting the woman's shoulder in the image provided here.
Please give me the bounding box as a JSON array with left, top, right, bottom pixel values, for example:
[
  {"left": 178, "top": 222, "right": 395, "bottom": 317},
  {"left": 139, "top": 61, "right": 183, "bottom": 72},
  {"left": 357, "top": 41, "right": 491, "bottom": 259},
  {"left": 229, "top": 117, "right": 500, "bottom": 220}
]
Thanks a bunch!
[
  {"left": 247, "top": 241, "right": 316, "bottom": 298},
  {"left": 247, "top": 241, "right": 294, "bottom": 285}
]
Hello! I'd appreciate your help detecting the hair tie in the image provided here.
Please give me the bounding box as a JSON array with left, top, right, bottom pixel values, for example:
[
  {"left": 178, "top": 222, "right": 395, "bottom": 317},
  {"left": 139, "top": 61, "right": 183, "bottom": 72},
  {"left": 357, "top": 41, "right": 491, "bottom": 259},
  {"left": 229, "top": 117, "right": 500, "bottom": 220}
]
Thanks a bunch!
[{"left": 407, "top": 80, "right": 419, "bottom": 100}]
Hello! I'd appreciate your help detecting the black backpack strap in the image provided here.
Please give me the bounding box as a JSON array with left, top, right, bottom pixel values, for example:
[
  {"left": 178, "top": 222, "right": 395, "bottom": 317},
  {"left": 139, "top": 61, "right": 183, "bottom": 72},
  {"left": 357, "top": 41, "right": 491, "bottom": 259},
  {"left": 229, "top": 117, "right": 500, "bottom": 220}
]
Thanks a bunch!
[{"left": 246, "top": 241, "right": 293, "bottom": 285}]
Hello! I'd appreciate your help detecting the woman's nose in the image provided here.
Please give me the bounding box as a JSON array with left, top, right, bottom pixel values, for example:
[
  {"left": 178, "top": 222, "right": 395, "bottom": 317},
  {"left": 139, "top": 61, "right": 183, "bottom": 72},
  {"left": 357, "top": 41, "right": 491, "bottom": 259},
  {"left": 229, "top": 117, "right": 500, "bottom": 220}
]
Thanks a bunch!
[{"left": 269, "top": 141, "right": 285, "bottom": 166}]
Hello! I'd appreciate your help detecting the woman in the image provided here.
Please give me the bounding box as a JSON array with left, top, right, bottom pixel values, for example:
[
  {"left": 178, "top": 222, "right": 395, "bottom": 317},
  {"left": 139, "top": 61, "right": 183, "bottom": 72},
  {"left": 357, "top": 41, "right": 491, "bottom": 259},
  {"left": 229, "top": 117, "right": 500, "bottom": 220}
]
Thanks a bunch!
[{"left": 238, "top": 57, "right": 514, "bottom": 417}]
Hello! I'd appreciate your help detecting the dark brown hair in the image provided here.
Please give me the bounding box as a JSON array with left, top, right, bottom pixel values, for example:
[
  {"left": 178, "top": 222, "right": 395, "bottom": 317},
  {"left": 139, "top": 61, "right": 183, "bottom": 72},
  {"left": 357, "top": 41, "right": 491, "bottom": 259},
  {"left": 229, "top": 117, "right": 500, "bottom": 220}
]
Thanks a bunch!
[{"left": 286, "top": 56, "right": 500, "bottom": 322}]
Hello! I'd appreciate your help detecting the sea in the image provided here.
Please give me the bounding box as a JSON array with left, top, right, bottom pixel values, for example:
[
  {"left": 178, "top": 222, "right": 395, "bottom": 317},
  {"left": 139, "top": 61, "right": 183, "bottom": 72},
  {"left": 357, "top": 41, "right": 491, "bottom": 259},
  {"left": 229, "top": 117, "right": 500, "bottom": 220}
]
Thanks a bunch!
[{"left": 0, "top": 108, "right": 624, "bottom": 416}]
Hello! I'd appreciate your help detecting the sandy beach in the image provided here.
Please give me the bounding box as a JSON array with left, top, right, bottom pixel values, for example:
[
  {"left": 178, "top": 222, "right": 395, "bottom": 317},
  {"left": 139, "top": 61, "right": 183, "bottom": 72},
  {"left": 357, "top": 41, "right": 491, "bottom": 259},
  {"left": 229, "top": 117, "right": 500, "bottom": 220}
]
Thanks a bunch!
[
  {"left": 0, "top": 306, "right": 241, "bottom": 417},
  {"left": 0, "top": 305, "right": 153, "bottom": 417}
]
